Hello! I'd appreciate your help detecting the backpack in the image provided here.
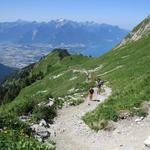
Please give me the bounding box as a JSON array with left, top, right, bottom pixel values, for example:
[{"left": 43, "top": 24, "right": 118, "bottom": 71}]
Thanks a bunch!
[
  {"left": 89, "top": 88, "right": 94, "bottom": 94},
  {"left": 97, "top": 80, "right": 104, "bottom": 88}
]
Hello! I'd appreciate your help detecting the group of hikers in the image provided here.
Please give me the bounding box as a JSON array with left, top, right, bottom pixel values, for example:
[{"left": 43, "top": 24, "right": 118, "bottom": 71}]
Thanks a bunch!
[{"left": 89, "top": 78, "right": 104, "bottom": 102}]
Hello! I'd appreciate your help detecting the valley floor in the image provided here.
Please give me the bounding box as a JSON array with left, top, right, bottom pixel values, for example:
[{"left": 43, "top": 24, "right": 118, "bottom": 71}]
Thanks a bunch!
[{"left": 48, "top": 86, "right": 150, "bottom": 150}]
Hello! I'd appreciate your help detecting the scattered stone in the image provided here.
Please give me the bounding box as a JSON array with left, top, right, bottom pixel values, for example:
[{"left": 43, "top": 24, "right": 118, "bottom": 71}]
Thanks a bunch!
[
  {"left": 38, "top": 98, "right": 54, "bottom": 108},
  {"left": 118, "top": 110, "right": 130, "bottom": 119},
  {"left": 19, "top": 115, "right": 30, "bottom": 122},
  {"left": 54, "top": 131, "right": 57, "bottom": 136},
  {"left": 39, "top": 119, "right": 47, "bottom": 127},
  {"left": 38, "top": 101, "right": 46, "bottom": 107},
  {"left": 46, "top": 101, "right": 54, "bottom": 107},
  {"left": 30, "top": 124, "right": 50, "bottom": 141},
  {"left": 135, "top": 117, "right": 144, "bottom": 123},
  {"left": 61, "top": 128, "right": 66, "bottom": 133},
  {"left": 144, "top": 136, "right": 150, "bottom": 148},
  {"left": 115, "top": 129, "right": 121, "bottom": 134}
]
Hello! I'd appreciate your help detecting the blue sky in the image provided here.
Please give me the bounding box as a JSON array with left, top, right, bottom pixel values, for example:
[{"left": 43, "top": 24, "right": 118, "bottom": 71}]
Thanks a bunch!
[{"left": 0, "top": 0, "right": 150, "bottom": 29}]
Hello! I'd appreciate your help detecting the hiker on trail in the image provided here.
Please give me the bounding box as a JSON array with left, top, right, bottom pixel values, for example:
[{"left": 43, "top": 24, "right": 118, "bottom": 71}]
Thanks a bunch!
[
  {"left": 89, "top": 88, "right": 94, "bottom": 101},
  {"left": 96, "top": 78, "right": 104, "bottom": 94}
]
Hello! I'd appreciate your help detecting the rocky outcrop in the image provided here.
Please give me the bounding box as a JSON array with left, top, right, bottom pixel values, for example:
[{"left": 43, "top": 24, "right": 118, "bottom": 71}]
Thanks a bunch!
[
  {"left": 39, "top": 119, "right": 48, "bottom": 127},
  {"left": 31, "top": 119, "right": 50, "bottom": 142},
  {"left": 118, "top": 15, "right": 150, "bottom": 47},
  {"left": 38, "top": 98, "right": 54, "bottom": 107},
  {"left": 19, "top": 98, "right": 55, "bottom": 142}
]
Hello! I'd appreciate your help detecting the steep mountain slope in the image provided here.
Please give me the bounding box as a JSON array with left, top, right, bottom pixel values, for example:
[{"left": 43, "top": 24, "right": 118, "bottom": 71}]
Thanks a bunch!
[
  {"left": 0, "top": 49, "right": 96, "bottom": 114},
  {"left": 83, "top": 16, "right": 150, "bottom": 130},
  {"left": 0, "top": 49, "right": 95, "bottom": 149},
  {"left": 118, "top": 15, "right": 150, "bottom": 46},
  {"left": 0, "top": 63, "right": 15, "bottom": 82}
]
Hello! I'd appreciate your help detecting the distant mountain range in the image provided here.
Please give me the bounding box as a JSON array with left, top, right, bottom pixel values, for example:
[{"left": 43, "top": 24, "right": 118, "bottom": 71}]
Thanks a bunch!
[
  {"left": 0, "top": 19, "right": 128, "bottom": 44},
  {"left": 0, "top": 19, "right": 128, "bottom": 68}
]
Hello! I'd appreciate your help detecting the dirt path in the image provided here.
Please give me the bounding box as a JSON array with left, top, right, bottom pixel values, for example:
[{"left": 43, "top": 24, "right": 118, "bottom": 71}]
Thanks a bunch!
[
  {"left": 48, "top": 86, "right": 112, "bottom": 150},
  {"left": 48, "top": 86, "right": 150, "bottom": 150}
]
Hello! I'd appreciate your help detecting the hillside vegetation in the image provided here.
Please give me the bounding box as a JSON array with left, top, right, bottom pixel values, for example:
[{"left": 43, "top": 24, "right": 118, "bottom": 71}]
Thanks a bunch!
[
  {"left": 0, "top": 49, "right": 96, "bottom": 149},
  {"left": 83, "top": 18, "right": 150, "bottom": 130},
  {"left": 0, "top": 49, "right": 94, "bottom": 113},
  {"left": 0, "top": 63, "right": 15, "bottom": 82}
]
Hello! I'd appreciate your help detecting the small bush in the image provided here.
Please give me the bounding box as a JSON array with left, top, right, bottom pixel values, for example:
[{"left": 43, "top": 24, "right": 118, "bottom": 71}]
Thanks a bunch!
[
  {"left": 0, "top": 112, "right": 30, "bottom": 133},
  {"left": 91, "top": 120, "right": 108, "bottom": 131},
  {"left": 33, "top": 105, "right": 57, "bottom": 123},
  {"left": 133, "top": 108, "right": 148, "bottom": 117},
  {"left": 0, "top": 130, "right": 55, "bottom": 150}
]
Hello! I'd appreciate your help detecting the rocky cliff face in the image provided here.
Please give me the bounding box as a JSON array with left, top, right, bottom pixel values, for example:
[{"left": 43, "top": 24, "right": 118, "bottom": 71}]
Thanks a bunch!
[{"left": 118, "top": 15, "right": 150, "bottom": 47}]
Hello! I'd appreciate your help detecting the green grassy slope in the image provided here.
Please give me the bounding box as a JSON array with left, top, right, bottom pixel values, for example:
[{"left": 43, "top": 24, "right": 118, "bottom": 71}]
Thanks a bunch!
[
  {"left": 0, "top": 49, "right": 95, "bottom": 149},
  {"left": 0, "top": 49, "right": 97, "bottom": 116},
  {"left": 83, "top": 33, "right": 150, "bottom": 130}
]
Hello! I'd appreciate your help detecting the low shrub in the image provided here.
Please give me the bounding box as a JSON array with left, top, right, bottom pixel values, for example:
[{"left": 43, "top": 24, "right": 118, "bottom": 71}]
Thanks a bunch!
[
  {"left": 0, "top": 130, "right": 55, "bottom": 150},
  {"left": 33, "top": 105, "right": 57, "bottom": 123}
]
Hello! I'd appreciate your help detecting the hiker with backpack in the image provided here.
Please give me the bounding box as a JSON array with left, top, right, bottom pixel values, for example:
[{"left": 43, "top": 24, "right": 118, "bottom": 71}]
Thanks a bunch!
[
  {"left": 89, "top": 88, "right": 94, "bottom": 100},
  {"left": 96, "top": 78, "right": 104, "bottom": 94}
]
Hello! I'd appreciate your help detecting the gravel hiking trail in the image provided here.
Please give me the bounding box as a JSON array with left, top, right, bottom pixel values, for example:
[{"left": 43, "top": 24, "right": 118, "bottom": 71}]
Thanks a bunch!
[
  {"left": 48, "top": 85, "right": 150, "bottom": 150},
  {"left": 48, "top": 86, "right": 113, "bottom": 150}
]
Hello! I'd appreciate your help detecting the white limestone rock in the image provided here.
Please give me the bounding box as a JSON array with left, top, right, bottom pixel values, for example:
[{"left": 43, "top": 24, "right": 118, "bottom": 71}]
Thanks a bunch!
[{"left": 144, "top": 136, "right": 150, "bottom": 148}]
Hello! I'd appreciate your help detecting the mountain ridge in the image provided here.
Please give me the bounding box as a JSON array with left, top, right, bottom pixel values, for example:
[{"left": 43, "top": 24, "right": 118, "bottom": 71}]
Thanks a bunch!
[
  {"left": 0, "top": 63, "right": 16, "bottom": 82},
  {"left": 118, "top": 15, "right": 150, "bottom": 47}
]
